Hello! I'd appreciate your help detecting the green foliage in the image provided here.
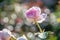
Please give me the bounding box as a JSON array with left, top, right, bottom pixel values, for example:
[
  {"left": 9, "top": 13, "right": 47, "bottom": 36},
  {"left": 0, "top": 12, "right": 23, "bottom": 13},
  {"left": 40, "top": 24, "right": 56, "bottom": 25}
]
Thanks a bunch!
[
  {"left": 47, "top": 34, "right": 57, "bottom": 40},
  {"left": 0, "top": 0, "right": 4, "bottom": 2},
  {"left": 5, "top": 0, "right": 15, "bottom": 4}
]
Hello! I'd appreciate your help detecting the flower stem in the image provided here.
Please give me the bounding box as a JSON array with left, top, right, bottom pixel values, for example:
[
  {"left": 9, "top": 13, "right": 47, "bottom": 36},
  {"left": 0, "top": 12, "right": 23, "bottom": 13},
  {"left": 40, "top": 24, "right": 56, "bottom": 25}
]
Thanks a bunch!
[{"left": 34, "top": 19, "right": 43, "bottom": 33}]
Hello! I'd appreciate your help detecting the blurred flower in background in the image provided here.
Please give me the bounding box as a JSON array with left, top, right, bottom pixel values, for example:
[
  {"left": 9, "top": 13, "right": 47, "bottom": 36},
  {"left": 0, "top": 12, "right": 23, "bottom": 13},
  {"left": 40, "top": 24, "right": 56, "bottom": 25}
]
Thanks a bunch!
[
  {"left": 6, "top": 25, "right": 14, "bottom": 31},
  {"left": 17, "top": 35, "right": 27, "bottom": 40},
  {"left": 2, "top": 17, "right": 9, "bottom": 23},
  {"left": 9, "top": 19, "right": 15, "bottom": 25},
  {"left": 49, "top": 13, "right": 58, "bottom": 26},
  {"left": 15, "top": 18, "right": 23, "bottom": 32},
  {"left": 57, "top": 18, "right": 60, "bottom": 23},
  {"left": 11, "top": 13, "right": 17, "bottom": 20}
]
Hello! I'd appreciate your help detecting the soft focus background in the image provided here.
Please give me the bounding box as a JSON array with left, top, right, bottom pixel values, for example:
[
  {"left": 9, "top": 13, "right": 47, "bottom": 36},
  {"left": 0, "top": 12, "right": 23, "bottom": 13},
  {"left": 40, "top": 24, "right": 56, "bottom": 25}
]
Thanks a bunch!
[{"left": 0, "top": 0, "right": 60, "bottom": 40}]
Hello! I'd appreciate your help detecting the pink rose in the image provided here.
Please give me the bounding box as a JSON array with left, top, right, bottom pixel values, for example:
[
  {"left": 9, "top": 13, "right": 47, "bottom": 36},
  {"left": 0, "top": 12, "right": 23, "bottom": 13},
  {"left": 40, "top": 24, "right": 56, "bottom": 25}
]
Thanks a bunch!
[
  {"left": 25, "top": 6, "right": 47, "bottom": 23},
  {"left": 26, "top": 6, "right": 41, "bottom": 19}
]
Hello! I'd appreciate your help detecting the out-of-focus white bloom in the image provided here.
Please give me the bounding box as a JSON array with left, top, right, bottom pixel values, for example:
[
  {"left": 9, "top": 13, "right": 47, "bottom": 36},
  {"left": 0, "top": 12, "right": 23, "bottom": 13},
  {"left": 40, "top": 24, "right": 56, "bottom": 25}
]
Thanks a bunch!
[
  {"left": 9, "top": 19, "right": 15, "bottom": 25},
  {"left": 11, "top": 14, "right": 17, "bottom": 20},
  {"left": 2, "top": 29, "right": 16, "bottom": 39},
  {"left": 22, "top": 4, "right": 28, "bottom": 18},
  {"left": 27, "top": 32, "right": 34, "bottom": 39},
  {"left": 15, "top": 25, "right": 21, "bottom": 32},
  {"left": 6, "top": 25, "right": 13, "bottom": 31},
  {"left": 49, "top": 13, "right": 58, "bottom": 26},
  {"left": 25, "top": 6, "right": 47, "bottom": 23},
  {"left": 14, "top": 3, "right": 22, "bottom": 13},
  {"left": 17, "top": 35, "right": 27, "bottom": 40},
  {"left": 44, "top": 8, "right": 50, "bottom": 14},
  {"left": 15, "top": 18, "right": 23, "bottom": 32},
  {"left": 27, "top": 32, "right": 35, "bottom": 40},
  {"left": 3, "top": 17, "right": 9, "bottom": 23}
]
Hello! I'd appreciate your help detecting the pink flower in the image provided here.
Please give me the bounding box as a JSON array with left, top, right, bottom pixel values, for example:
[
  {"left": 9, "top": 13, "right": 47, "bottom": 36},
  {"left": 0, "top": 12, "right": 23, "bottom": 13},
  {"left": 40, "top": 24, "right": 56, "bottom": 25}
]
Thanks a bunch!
[
  {"left": 25, "top": 6, "right": 47, "bottom": 23},
  {"left": 25, "top": 6, "right": 41, "bottom": 19}
]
